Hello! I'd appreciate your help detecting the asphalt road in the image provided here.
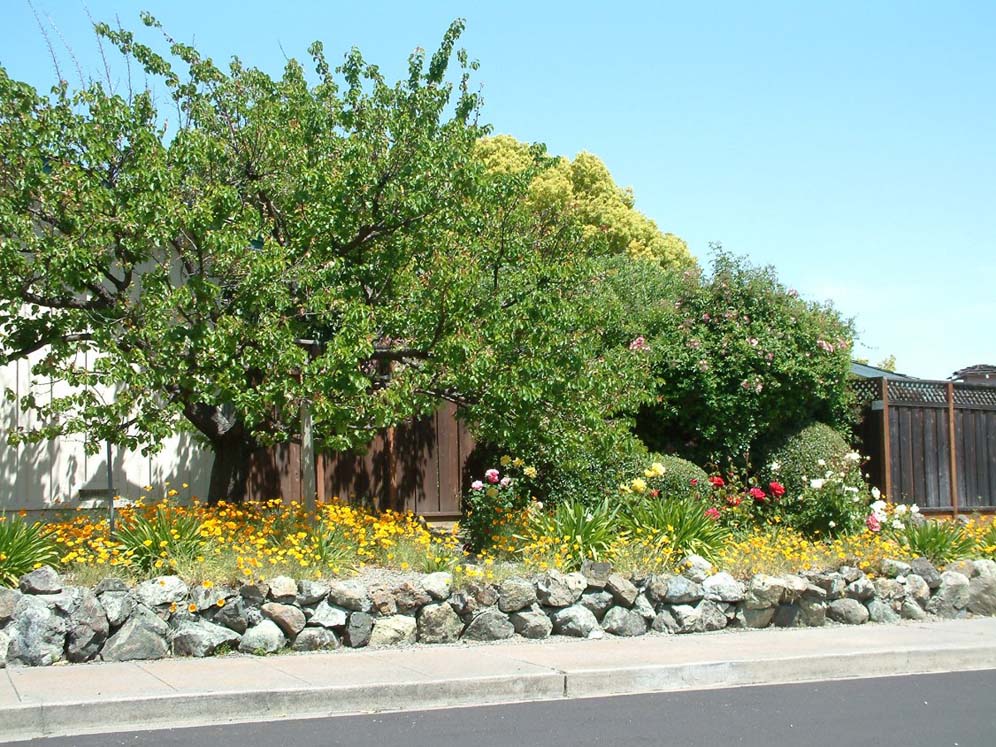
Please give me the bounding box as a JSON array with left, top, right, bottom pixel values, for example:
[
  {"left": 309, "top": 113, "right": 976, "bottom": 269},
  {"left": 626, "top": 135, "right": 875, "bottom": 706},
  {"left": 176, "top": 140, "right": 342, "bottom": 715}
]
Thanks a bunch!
[{"left": 21, "top": 670, "right": 996, "bottom": 747}]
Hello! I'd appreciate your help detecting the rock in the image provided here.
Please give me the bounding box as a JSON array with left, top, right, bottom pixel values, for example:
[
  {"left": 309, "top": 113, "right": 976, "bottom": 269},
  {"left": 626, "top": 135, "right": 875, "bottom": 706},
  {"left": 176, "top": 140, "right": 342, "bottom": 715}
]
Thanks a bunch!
[
  {"left": 0, "top": 629, "right": 8, "bottom": 669},
  {"left": 630, "top": 569, "right": 651, "bottom": 587},
  {"left": 773, "top": 604, "right": 801, "bottom": 628},
  {"left": 601, "top": 606, "right": 647, "bottom": 637},
  {"left": 266, "top": 576, "right": 298, "bottom": 603},
  {"left": 463, "top": 609, "right": 515, "bottom": 641},
  {"left": 680, "top": 554, "right": 713, "bottom": 583},
  {"left": 210, "top": 597, "right": 248, "bottom": 635},
  {"left": 102, "top": 605, "right": 170, "bottom": 662},
  {"left": 873, "top": 578, "right": 905, "bottom": 603},
  {"left": 565, "top": 572, "right": 588, "bottom": 598},
  {"left": 238, "top": 620, "right": 285, "bottom": 654},
  {"left": 66, "top": 589, "right": 109, "bottom": 663},
  {"left": 295, "top": 579, "right": 330, "bottom": 606},
  {"left": 367, "top": 585, "right": 398, "bottom": 616},
  {"left": 99, "top": 591, "right": 135, "bottom": 628},
  {"left": 239, "top": 582, "right": 269, "bottom": 606},
  {"left": 827, "top": 598, "right": 869, "bottom": 625},
  {"left": 699, "top": 600, "right": 729, "bottom": 631},
  {"left": 509, "top": 606, "right": 552, "bottom": 639},
  {"left": 926, "top": 571, "right": 971, "bottom": 617},
  {"left": 839, "top": 566, "right": 863, "bottom": 583},
  {"left": 190, "top": 583, "right": 236, "bottom": 613},
  {"left": 881, "top": 559, "right": 912, "bottom": 578},
  {"left": 905, "top": 574, "right": 931, "bottom": 607},
  {"left": 6, "top": 595, "right": 67, "bottom": 666},
  {"left": 261, "top": 602, "right": 306, "bottom": 637},
  {"left": 19, "top": 566, "right": 63, "bottom": 595},
  {"left": 799, "top": 595, "right": 827, "bottom": 627},
  {"left": 422, "top": 572, "right": 453, "bottom": 601},
  {"left": 393, "top": 582, "right": 432, "bottom": 614},
  {"left": 0, "top": 588, "right": 23, "bottom": 625},
  {"left": 866, "top": 599, "right": 900, "bottom": 624},
  {"left": 417, "top": 603, "right": 465, "bottom": 644},
  {"left": 702, "top": 572, "right": 746, "bottom": 603},
  {"left": 292, "top": 627, "right": 339, "bottom": 651},
  {"left": 94, "top": 577, "right": 129, "bottom": 595},
  {"left": 579, "top": 590, "right": 615, "bottom": 621},
  {"left": 633, "top": 594, "right": 657, "bottom": 623},
  {"left": 246, "top": 608, "right": 263, "bottom": 627},
  {"left": 652, "top": 608, "right": 679, "bottom": 634},
  {"left": 536, "top": 570, "right": 582, "bottom": 608},
  {"left": 369, "top": 615, "right": 417, "bottom": 647},
  {"left": 739, "top": 606, "right": 776, "bottom": 629},
  {"left": 581, "top": 560, "right": 613, "bottom": 589},
  {"left": 307, "top": 600, "right": 349, "bottom": 629},
  {"left": 661, "top": 575, "right": 704, "bottom": 605},
  {"left": 967, "top": 575, "right": 996, "bottom": 616},
  {"left": 550, "top": 604, "right": 600, "bottom": 638},
  {"left": 44, "top": 587, "right": 82, "bottom": 616},
  {"left": 910, "top": 558, "right": 942, "bottom": 589},
  {"left": 974, "top": 559, "right": 996, "bottom": 579},
  {"left": 781, "top": 575, "right": 810, "bottom": 602},
  {"left": 845, "top": 578, "right": 875, "bottom": 602},
  {"left": 171, "top": 618, "right": 241, "bottom": 657},
  {"left": 498, "top": 577, "right": 537, "bottom": 613},
  {"left": 328, "top": 580, "right": 371, "bottom": 612},
  {"left": 745, "top": 575, "right": 786, "bottom": 609},
  {"left": 343, "top": 611, "right": 374, "bottom": 648},
  {"left": 135, "top": 576, "right": 189, "bottom": 608},
  {"left": 946, "top": 560, "right": 978, "bottom": 578},
  {"left": 670, "top": 604, "right": 704, "bottom": 634},
  {"left": 901, "top": 600, "right": 927, "bottom": 620},
  {"left": 605, "top": 574, "right": 639, "bottom": 607},
  {"left": 449, "top": 582, "right": 499, "bottom": 618}
]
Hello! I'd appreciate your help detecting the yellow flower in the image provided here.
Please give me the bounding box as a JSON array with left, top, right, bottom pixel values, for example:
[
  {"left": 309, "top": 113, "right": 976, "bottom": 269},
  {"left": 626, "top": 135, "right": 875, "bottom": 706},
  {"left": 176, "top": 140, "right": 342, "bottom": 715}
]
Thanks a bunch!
[
  {"left": 500, "top": 455, "right": 512, "bottom": 467},
  {"left": 631, "top": 478, "right": 647, "bottom": 494},
  {"left": 523, "top": 466, "right": 538, "bottom": 478},
  {"left": 188, "top": 603, "right": 198, "bottom": 613},
  {"left": 216, "top": 598, "right": 226, "bottom": 608},
  {"left": 203, "top": 580, "right": 214, "bottom": 589}
]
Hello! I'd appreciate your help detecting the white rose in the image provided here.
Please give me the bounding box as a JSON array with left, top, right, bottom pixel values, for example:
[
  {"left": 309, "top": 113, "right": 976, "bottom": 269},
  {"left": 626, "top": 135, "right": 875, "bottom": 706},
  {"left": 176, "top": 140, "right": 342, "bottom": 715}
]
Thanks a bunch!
[
  {"left": 910, "top": 504, "right": 920, "bottom": 514},
  {"left": 817, "top": 459, "right": 827, "bottom": 467},
  {"left": 828, "top": 521, "right": 836, "bottom": 528},
  {"left": 810, "top": 479, "right": 825, "bottom": 490},
  {"left": 891, "top": 519, "right": 904, "bottom": 529},
  {"left": 871, "top": 487, "right": 881, "bottom": 500}
]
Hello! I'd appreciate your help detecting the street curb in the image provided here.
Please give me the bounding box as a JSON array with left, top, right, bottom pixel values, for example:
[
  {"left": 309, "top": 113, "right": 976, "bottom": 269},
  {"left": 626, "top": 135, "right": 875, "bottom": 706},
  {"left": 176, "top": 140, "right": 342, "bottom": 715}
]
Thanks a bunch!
[{"left": 3, "top": 644, "right": 996, "bottom": 742}]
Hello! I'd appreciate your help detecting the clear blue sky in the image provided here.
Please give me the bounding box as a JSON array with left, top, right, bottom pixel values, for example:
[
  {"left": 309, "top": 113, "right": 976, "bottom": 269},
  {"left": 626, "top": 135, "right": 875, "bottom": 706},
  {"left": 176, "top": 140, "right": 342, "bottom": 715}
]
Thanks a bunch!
[{"left": 4, "top": 1, "right": 994, "bottom": 380}]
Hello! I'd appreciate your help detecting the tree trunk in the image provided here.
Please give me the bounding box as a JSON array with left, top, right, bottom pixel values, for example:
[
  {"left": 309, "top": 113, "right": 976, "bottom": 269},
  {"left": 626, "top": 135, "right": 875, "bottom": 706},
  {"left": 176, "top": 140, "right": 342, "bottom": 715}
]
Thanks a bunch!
[{"left": 207, "top": 430, "right": 257, "bottom": 505}]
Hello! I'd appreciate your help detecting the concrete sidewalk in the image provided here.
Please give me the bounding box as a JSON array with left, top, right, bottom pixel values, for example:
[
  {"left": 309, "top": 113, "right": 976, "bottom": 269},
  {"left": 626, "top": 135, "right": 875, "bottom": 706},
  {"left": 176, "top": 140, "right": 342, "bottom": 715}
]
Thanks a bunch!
[{"left": 3, "top": 617, "right": 996, "bottom": 742}]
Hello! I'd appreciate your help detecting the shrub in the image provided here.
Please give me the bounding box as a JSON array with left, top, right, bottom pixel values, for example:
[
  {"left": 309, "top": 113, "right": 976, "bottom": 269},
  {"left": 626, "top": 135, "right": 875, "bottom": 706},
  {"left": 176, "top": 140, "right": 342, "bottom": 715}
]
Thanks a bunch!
[
  {"left": 762, "top": 422, "right": 852, "bottom": 500},
  {"left": 0, "top": 514, "right": 59, "bottom": 587},
  {"left": 772, "top": 451, "right": 871, "bottom": 538},
  {"left": 114, "top": 504, "right": 206, "bottom": 574},
  {"left": 889, "top": 519, "right": 976, "bottom": 565},
  {"left": 619, "top": 495, "right": 729, "bottom": 563},
  {"left": 461, "top": 461, "right": 536, "bottom": 553},
  {"left": 525, "top": 497, "right": 620, "bottom": 570},
  {"left": 649, "top": 454, "right": 709, "bottom": 501},
  {"left": 976, "top": 521, "right": 996, "bottom": 559}
]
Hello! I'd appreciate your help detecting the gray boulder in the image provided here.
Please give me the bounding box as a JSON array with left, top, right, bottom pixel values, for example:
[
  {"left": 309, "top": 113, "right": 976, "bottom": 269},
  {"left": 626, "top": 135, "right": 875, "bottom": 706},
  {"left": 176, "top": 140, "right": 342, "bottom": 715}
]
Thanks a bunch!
[
  {"left": 661, "top": 575, "right": 704, "bottom": 605},
  {"left": 605, "top": 574, "right": 639, "bottom": 607},
  {"left": 498, "top": 577, "right": 537, "bottom": 613},
  {"left": 66, "top": 589, "right": 109, "bottom": 663},
  {"left": 266, "top": 575, "right": 298, "bottom": 603},
  {"left": 550, "top": 604, "right": 600, "bottom": 638},
  {"left": 102, "top": 605, "right": 170, "bottom": 661},
  {"left": 703, "top": 572, "right": 746, "bottom": 603},
  {"left": 6, "top": 594, "right": 67, "bottom": 666},
  {"left": 745, "top": 574, "right": 786, "bottom": 609},
  {"left": 873, "top": 578, "right": 905, "bottom": 604},
  {"left": 307, "top": 600, "right": 349, "bottom": 629},
  {"left": 422, "top": 572, "right": 453, "bottom": 601},
  {"left": 773, "top": 604, "right": 801, "bottom": 628},
  {"left": 905, "top": 574, "right": 931, "bottom": 607},
  {"left": 651, "top": 608, "right": 679, "bottom": 634},
  {"left": 910, "top": 558, "right": 942, "bottom": 589},
  {"left": 261, "top": 602, "right": 306, "bottom": 637},
  {"left": 295, "top": 579, "right": 330, "bottom": 606},
  {"left": 509, "top": 606, "right": 552, "bottom": 639},
  {"left": 238, "top": 620, "right": 285, "bottom": 654},
  {"left": 135, "top": 576, "right": 188, "bottom": 608},
  {"left": 0, "top": 588, "right": 23, "bottom": 625},
  {"left": 94, "top": 577, "right": 129, "bottom": 595},
  {"left": 239, "top": 582, "right": 269, "bottom": 606},
  {"left": 946, "top": 560, "right": 978, "bottom": 578},
  {"left": 368, "top": 584, "right": 398, "bottom": 616},
  {"left": 881, "top": 559, "right": 912, "bottom": 578},
  {"left": 19, "top": 566, "right": 62, "bottom": 595},
  {"left": 799, "top": 590, "right": 828, "bottom": 627},
  {"left": 901, "top": 600, "right": 927, "bottom": 620},
  {"left": 172, "top": 618, "right": 241, "bottom": 657},
  {"left": 343, "top": 611, "right": 374, "bottom": 648},
  {"left": 967, "top": 575, "right": 996, "bottom": 616},
  {"left": 209, "top": 597, "right": 248, "bottom": 634},
  {"left": 839, "top": 565, "right": 863, "bottom": 583},
  {"left": 536, "top": 570, "right": 583, "bottom": 608},
  {"left": 369, "top": 615, "right": 417, "bottom": 647},
  {"left": 417, "top": 603, "right": 464, "bottom": 644},
  {"left": 926, "top": 571, "right": 971, "bottom": 617},
  {"left": 601, "top": 606, "right": 647, "bottom": 637},
  {"left": 698, "top": 600, "right": 729, "bottom": 631},
  {"left": 681, "top": 554, "right": 713, "bottom": 583},
  {"left": 827, "top": 598, "right": 869, "bottom": 625},
  {"left": 579, "top": 589, "right": 614, "bottom": 620},
  {"left": 0, "top": 629, "right": 8, "bottom": 668},
  {"left": 449, "top": 582, "right": 499, "bottom": 618},
  {"left": 462, "top": 609, "right": 515, "bottom": 641},
  {"left": 973, "top": 559, "right": 996, "bottom": 579},
  {"left": 292, "top": 627, "right": 339, "bottom": 651},
  {"left": 633, "top": 594, "right": 657, "bottom": 623},
  {"left": 190, "top": 583, "right": 236, "bottom": 613},
  {"left": 328, "top": 580, "right": 372, "bottom": 612},
  {"left": 780, "top": 575, "right": 810, "bottom": 602},
  {"left": 393, "top": 582, "right": 432, "bottom": 614},
  {"left": 670, "top": 604, "right": 704, "bottom": 634},
  {"left": 866, "top": 599, "right": 900, "bottom": 624},
  {"left": 98, "top": 591, "right": 135, "bottom": 628},
  {"left": 739, "top": 606, "right": 776, "bottom": 629},
  {"left": 845, "top": 577, "right": 876, "bottom": 602},
  {"left": 581, "top": 560, "right": 613, "bottom": 589}
]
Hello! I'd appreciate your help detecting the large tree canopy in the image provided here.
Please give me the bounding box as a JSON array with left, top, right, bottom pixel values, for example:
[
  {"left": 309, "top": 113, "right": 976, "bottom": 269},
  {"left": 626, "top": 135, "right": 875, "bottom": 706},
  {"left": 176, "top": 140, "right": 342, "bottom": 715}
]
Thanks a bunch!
[{"left": 0, "top": 17, "right": 651, "bottom": 503}]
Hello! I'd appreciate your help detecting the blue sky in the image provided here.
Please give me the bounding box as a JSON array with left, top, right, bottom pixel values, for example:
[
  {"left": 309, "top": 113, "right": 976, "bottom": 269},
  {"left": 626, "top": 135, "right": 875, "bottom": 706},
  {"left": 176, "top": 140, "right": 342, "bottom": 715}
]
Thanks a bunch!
[{"left": 4, "top": 1, "right": 994, "bottom": 380}]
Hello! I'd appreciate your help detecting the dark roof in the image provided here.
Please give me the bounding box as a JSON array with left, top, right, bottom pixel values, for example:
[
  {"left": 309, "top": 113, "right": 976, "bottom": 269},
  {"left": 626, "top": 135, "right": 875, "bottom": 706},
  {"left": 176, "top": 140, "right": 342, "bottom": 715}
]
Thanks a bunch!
[
  {"left": 849, "top": 361, "right": 915, "bottom": 380},
  {"left": 951, "top": 363, "right": 996, "bottom": 377}
]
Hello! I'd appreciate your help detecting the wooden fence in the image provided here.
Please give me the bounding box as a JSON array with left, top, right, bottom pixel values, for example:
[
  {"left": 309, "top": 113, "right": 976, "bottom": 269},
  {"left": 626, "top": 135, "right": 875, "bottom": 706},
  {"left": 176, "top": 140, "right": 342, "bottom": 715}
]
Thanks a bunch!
[
  {"left": 246, "top": 403, "right": 475, "bottom": 519},
  {"left": 854, "top": 378, "right": 996, "bottom": 513}
]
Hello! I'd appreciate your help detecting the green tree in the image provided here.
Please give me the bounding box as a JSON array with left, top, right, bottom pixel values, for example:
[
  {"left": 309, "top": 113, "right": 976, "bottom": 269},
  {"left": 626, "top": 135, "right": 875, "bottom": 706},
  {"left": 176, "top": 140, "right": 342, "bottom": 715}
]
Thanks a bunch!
[
  {"left": 0, "top": 17, "right": 649, "bottom": 504},
  {"left": 475, "top": 135, "right": 693, "bottom": 268}
]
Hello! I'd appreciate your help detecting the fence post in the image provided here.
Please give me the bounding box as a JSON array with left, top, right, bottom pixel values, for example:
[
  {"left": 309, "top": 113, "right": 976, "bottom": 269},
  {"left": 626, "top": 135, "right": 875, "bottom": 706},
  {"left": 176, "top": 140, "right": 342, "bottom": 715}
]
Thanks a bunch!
[
  {"left": 947, "top": 381, "right": 959, "bottom": 517},
  {"left": 881, "top": 377, "right": 893, "bottom": 501},
  {"left": 300, "top": 401, "right": 316, "bottom": 522}
]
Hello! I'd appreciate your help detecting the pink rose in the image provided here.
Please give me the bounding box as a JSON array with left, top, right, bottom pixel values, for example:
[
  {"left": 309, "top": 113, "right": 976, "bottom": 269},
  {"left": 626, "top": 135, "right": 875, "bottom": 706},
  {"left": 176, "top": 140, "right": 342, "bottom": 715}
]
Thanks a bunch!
[
  {"left": 500, "top": 476, "right": 512, "bottom": 488},
  {"left": 748, "top": 487, "right": 767, "bottom": 502},
  {"left": 470, "top": 480, "right": 484, "bottom": 491},
  {"left": 866, "top": 514, "right": 881, "bottom": 532},
  {"left": 485, "top": 469, "right": 500, "bottom": 484},
  {"left": 704, "top": 507, "right": 721, "bottom": 520}
]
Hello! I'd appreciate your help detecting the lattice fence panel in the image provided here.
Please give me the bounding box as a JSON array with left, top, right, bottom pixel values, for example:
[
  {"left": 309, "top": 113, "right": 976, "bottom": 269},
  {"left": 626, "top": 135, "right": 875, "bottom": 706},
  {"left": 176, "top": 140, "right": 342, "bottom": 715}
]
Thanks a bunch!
[
  {"left": 887, "top": 380, "right": 948, "bottom": 405},
  {"left": 851, "top": 378, "right": 881, "bottom": 403},
  {"left": 952, "top": 385, "right": 996, "bottom": 409}
]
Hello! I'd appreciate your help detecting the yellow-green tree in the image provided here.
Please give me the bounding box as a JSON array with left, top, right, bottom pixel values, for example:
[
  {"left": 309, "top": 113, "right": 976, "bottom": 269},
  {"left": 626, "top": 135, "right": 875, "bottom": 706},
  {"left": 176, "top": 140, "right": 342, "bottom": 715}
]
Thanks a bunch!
[{"left": 475, "top": 135, "right": 693, "bottom": 268}]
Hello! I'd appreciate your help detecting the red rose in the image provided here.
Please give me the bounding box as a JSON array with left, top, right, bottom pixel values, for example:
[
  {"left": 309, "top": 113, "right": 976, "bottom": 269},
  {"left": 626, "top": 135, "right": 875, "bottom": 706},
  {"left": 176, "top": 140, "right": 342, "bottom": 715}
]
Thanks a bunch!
[
  {"left": 704, "top": 507, "right": 721, "bottom": 520},
  {"left": 708, "top": 476, "right": 725, "bottom": 488},
  {"left": 748, "top": 487, "right": 767, "bottom": 502},
  {"left": 726, "top": 494, "right": 742, "bottom": 507},
  {"left": 769, "top": 481, "right": 785, "bottom": 498},
  {"left": 690, "top": 478, "right": 698, "bottom": 486}
]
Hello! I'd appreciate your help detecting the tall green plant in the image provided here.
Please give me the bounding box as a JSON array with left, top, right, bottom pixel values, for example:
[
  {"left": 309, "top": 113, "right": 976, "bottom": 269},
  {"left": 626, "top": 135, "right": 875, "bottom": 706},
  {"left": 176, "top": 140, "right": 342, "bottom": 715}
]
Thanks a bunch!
[
  {"left": 114, "top": 506, "right": 205, "bottom": 573},
  {"left": 526, "top": 498, "right": 620, "bottom": 570},
  {"left": 0, "top": 514, "right": 59, "bottom": 587},
  {"left": 889, "top": 520, "right": 975, "bottom": 565},
  {"left": 620, "top": 495, "right": 729, "bottom": 563}
]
